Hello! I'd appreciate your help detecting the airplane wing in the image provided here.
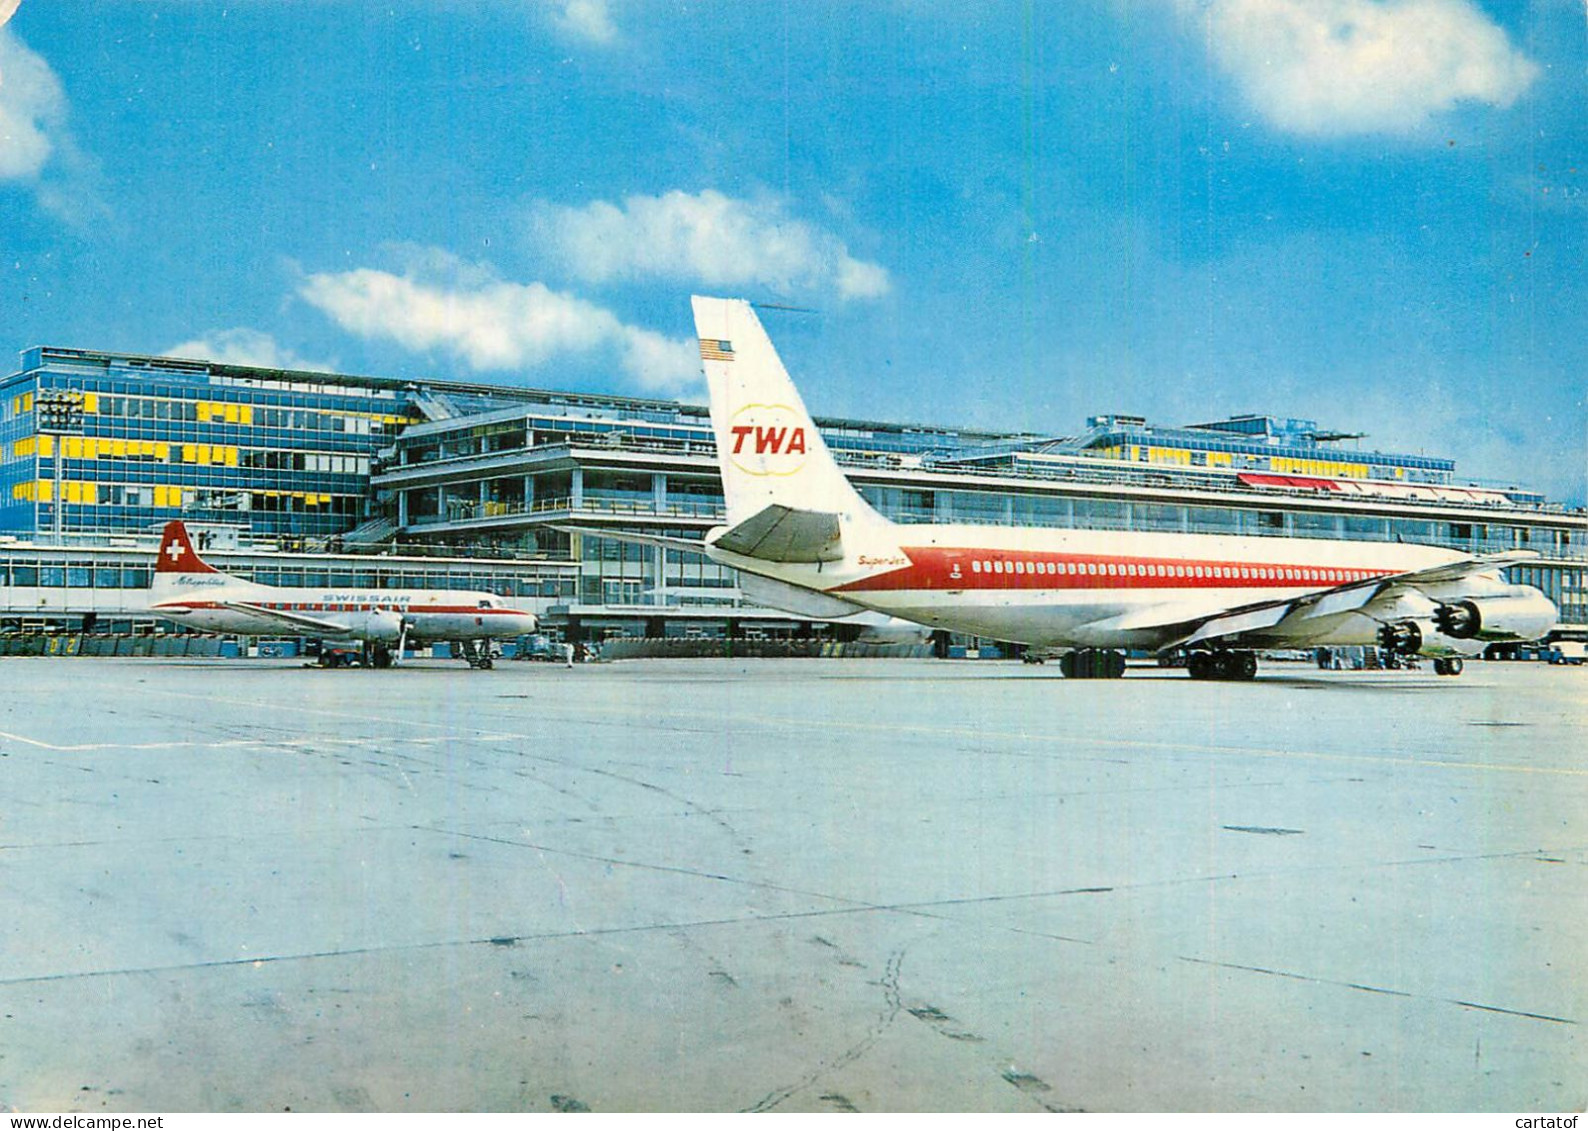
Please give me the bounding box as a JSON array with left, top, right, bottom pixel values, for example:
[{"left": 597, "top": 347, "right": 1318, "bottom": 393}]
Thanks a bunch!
[
  {"left": 220, "top": 601, "right": 355, "bottom": 635},
  {"left": 1152, "top": 551, "right": 1537, "bottom": 652}
]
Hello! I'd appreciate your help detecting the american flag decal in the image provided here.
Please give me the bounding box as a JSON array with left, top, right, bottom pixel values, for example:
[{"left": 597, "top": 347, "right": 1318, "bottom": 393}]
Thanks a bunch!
[{"left": 699, "top": 338, "right": 735, "bottom": 362}]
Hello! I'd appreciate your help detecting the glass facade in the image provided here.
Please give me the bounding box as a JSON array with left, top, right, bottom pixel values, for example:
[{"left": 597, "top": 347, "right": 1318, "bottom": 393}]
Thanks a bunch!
[
  {"left": 0, "top": 348, "right": 409, "bottom": 540},
  {"left": 1078, "top": 413, "right": 1460, "bottom": 484},
  {"left": 2, "top": 342, "right": 1583, "bottom": 636},
  {"left": 378, "top": 409, "right": 1588, "bottom": 631}
]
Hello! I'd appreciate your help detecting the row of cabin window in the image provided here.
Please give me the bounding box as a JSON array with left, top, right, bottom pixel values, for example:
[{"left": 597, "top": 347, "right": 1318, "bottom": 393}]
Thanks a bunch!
[
  {"left": 258, "top": 599, "right": 500, "bottom": 611},
  {"left": 967, "top": 559, "right": 1377, "bottom": 584}
]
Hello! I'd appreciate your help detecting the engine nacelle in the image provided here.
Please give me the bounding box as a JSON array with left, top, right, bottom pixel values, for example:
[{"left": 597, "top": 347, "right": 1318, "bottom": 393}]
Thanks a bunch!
[
  {"left": 345, "top": 607, "right": 407, "bottom": 643},
  {"left": 1377, "top": 618, "right": 1482, "bottom": 659},
  {"left": 1432, "top": 588, "right": 1557, "bottom": 643}
]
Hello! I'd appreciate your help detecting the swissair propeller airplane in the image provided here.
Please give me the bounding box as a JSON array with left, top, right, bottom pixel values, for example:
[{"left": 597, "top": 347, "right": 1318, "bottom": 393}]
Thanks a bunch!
[
  {"left": 149, "top": 521, "right": 538, "bottom": 668},
  {"left": 580, "top": 296, "right": 1557, "bottom": 680}
]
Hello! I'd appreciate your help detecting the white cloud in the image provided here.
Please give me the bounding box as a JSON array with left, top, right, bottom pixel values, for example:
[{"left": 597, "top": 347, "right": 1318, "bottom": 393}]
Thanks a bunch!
[
  {"left": 298, "top": 259, "right": 700, "bottom": 392},
  {"left": 548, "top": 0, "right": 617, "bottom": 46},
  {"left": 533, "top": 189, "right": 892, "bottom": 301},
  {"left": 0, "top": 27, "right": 63, "bottom": 180},
  {"left": 1202, "top": 0, "right": 1538, "bottom": 136},
  {"left": 165, "top": 328, "right": 337, "bottom": 373}
]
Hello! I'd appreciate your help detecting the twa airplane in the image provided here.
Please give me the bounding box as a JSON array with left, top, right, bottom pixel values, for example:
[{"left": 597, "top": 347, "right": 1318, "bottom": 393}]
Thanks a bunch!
[
  {"left": 626, "top": 296, "right": 1556, "bottom": 679},
  {"left": 148, "top": 521, "right": 538, "bottom": 668}
]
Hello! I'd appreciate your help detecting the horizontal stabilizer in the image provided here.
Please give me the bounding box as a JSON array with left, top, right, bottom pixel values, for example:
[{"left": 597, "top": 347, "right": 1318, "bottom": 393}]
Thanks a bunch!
[
  {"left": 711, "top": 503, "right": 844, "bottom": 563},
  {"left": 737, "top": 571, "right": 867, "bottom": 619},
  {"left": 547, "top": 523, "right": 711, "bottom": 556}
]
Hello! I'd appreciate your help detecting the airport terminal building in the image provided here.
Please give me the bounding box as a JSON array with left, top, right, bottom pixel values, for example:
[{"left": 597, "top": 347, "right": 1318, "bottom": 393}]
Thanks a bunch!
[{"left": 0, "top": 343, "right": 1583, "bottom": 640}]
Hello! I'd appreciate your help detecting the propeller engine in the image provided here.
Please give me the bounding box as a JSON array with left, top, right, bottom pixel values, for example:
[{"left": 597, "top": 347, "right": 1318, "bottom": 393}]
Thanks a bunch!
[{"left": 348, "top": 607, "right": 407, "bottom": 643}]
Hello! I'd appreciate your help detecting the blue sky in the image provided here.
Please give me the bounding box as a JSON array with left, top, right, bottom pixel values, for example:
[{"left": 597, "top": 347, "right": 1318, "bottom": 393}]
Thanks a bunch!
[{"left": 2, "top": 0, "right": 1584, "bottom": 501}]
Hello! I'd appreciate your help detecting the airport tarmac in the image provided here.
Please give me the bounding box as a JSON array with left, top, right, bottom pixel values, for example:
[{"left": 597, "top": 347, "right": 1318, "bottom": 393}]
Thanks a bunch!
[{"left": 0, "top": 655, "right": 1583, "bottom": 1113}]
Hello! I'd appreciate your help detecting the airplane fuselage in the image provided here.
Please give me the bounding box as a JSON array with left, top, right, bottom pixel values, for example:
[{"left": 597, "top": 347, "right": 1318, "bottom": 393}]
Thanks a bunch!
[
  {"left": 152, "top": 576, "right": 537, "bottom": 642},
  {"left": 709, "top": 523, "right": 1484, "bottom": 650}
]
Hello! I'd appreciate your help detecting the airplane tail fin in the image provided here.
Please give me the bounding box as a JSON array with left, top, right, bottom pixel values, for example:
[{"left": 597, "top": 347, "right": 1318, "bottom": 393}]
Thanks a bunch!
[
  {"left": 691, "top": 296, "right": 890, "bottom": 534},
  {"left": 151, "top": 521, "right": 237, "bottom": 600},
  {"left": 156, "top": 521, "right": 220, "bottom": 575}
]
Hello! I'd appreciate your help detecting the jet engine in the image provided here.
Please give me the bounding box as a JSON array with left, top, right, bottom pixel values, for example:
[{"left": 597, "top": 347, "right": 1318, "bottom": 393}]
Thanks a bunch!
[
  {"left": 1376, "top": 618, "right": 1482, "bottom": 659},
  {"left": 1432, "top": 588, "right": 1557, "bottom": 643},
  {"left": 347, "top": 607, "right": 407, "bottom": 643}
]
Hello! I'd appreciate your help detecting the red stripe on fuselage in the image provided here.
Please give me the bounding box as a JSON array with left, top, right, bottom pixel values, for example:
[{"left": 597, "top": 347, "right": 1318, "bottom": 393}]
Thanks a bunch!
[
  {"left": 153, "top": 601, "right": 529, "bottom": 616},
  {"left": 831, "top": 546, "right": 1395, "bottom": 594}
]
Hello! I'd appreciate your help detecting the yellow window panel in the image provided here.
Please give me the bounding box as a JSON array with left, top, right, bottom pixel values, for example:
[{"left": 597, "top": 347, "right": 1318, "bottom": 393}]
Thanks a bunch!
[
  {"left": 224, "top": 446, "right": 238, "bottom": 467},
  {"left": 239, "top": 405, "right": 254, "bottom": 425},
  {"left": 23, "top": 393, "right": 34, "bottom": 412},
  {"left": 196, "top": 444, "right": 211, "bottom": 465},
  {"left": 82, "top": 393, "right": 99, "bottom": 413},
  {"left": 224, "top": 404, "right": 239, "bottom": 423},
  {"left": 156, "top": 443, "right": 170, "bottom": 460},
  {"left": 39, "top": 435, "right": 54, "bottom": 457},
  {"left": 38, "top": 480, "right": 52, "bottom": 502},
  {"left": 111, "top": 440, "right": 126, "bottom": 458},
  {"left": 181, "top": 444, "right": 196, "bottom": 462}
]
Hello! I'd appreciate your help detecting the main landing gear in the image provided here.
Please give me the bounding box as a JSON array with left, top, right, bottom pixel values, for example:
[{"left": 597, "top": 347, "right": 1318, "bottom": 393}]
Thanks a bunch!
[
  {"left": 456, "top": 639, "right": 495, "bottom": 670},
  {"left": 314, "top": 642, "right": 397, "bottom": 669},
  {"left": 1059, "top": 648, "right": 1127, "bottom": 679},
  {"left": 1185, "top": 650, "right": 1258, "bottom": 681},
  {"left": 1432, "top": 657, "right": 1465, "bottom": 677}
]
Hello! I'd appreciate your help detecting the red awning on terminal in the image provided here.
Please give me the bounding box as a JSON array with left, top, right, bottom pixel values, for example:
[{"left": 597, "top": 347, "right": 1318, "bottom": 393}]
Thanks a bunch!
[
  {"left": 1236, "top": 471, "right": 1513, "bottom": 507},
  {"left": 1236, "top": 473, "right": 1341, "bottom": 491}
]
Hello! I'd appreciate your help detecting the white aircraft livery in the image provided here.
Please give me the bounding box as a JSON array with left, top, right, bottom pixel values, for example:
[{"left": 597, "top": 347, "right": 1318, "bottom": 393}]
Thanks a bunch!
[
  {"left": 663, "top": 295, "right": 1557, "bottom": 679},
  {"left": 149, "top": 520, "right": 538, "bottom": 668}
]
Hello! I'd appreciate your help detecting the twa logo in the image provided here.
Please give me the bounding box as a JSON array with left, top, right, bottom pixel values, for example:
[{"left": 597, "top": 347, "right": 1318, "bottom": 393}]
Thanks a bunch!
[{"left": 727, "top": 403, "right": 809, "bottom": 477}]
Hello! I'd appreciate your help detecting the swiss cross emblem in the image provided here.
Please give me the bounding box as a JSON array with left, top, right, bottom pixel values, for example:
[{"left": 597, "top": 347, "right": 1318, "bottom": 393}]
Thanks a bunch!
[{"left": 166, "top": 542, "right": 185, "bottom": 562}]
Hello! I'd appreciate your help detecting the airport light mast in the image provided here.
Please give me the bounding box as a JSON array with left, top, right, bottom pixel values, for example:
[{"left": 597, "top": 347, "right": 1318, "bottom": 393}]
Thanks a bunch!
[{"left": 35, "top": 389, "right": 85, "bottom": 546}]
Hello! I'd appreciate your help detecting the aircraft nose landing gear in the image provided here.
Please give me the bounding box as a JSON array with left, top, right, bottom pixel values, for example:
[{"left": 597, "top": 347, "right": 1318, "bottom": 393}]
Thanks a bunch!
[{"left": 1432, "top": 657, "right": 1465, "bottom": 677}]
